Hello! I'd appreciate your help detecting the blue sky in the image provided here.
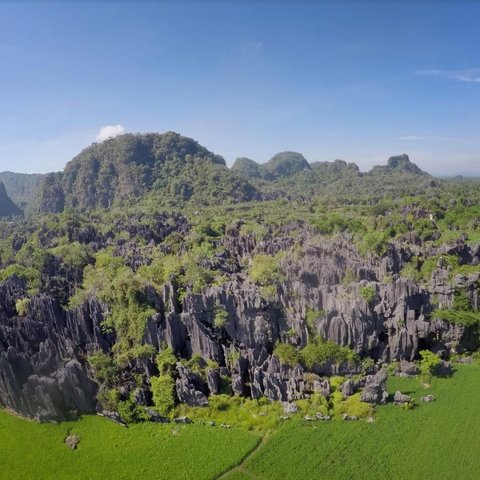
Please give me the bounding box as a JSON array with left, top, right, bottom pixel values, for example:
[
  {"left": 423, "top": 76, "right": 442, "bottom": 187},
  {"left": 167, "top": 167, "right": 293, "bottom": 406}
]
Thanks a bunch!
[{"left": 0, "top": 1, "right": 479, "bottom": 175}]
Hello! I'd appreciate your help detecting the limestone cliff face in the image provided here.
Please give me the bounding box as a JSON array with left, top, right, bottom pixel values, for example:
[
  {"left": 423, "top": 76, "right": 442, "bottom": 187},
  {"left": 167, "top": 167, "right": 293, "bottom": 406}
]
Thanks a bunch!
[{"left": 0, "top": 222, "right": 478, "bottom": 420}]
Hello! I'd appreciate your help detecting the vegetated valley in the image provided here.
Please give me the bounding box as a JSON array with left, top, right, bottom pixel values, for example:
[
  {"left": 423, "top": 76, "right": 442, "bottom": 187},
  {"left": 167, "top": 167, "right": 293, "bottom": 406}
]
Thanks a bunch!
[{"left": 1, "top": 132, "right": 480, "bottom": 479}]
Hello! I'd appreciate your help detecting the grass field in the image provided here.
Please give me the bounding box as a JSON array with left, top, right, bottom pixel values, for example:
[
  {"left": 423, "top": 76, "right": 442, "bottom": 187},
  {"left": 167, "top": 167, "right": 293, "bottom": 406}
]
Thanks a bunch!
[
  {"left": 228, "top": 363, "right": 480, "bottom": 480},
  {"left": 0, "top": 411, "right": 259, "bottom": 480},
  {"left": 3, "top": 363, "right": 480, "bottom": 480}
]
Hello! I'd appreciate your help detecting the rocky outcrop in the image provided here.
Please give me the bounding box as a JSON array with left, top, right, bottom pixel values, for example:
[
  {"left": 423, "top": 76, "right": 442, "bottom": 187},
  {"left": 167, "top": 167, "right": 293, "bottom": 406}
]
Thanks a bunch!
[
  {"left": 420, "top": 394, "right": 436, "bottom": 402},
  {"left": 65, "top": 434, "right": 80, "bottom": 449},
  {"left": 340, "top": 379, "right": 356, "bottom": 399},
  {"left": 360, "top": 369, "right": 388, "bottom": 404},
  {"left": 0, "top": 277, "right": 111, "bottom": 421},
  {"left": 394, "top": 361, "right": 419, "bottom": 377},
  {"left": 393, "top": 391, "right": 413, "bottom": 405},
  {"left": 99, "top": 410, "right": 127, "bottom": 426},
  {"left": 1, "top": 221, "right": 479, "bottom": 420},
  {"left": 175, "top": 365, "right": 208, "bottom": 407}
]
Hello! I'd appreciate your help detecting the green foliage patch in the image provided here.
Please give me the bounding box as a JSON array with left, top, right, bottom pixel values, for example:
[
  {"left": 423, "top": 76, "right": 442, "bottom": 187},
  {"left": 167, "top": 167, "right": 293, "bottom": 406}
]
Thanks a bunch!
[
  {"left": 87, "top": 352, "right": 117, "bottom": 384},
  {"left": 299, "top": 337, "right": 359, "bottom": 369},
  {"left": 151, "top": 375, "right": 176, "bottom": 416},
  {"left": 433, "top": 287, "right": 480, "bottom": 326},
  {"left": 213, "top": 302, "right": 229, "bottom": 329},
  {"left": 14, "top": 297, "right": 30, "bottom": 316},
  {"left": 418, "top": 350, "right": 442, "bottom": 383},
  {"left": 273, "top": 342, "right": 301, "bottom": 367},
  {"left": 305, "top": 308, "right": 325, "bottom": 333},
  {"left": 357, "top": 230, "right": 389, "bottom": 256},
  {"left": 249, "top": 253, "right": 285, "bottom": 298},
  {"left": 174, "top": 395, "right": 284, "bottom": 432},
  {"left": 0, "top": 263, "right": 42, "bottom": 295},
  {"left": 330, "top": 392, "right": 373, "bottom": 418},
  {"left": 433, "top": 309, "right": 480, "bottom": 326},
  {"left": 360, "top": 285, "right": 376, "bottom": 304},
  {"left": 70, "top": 251, "right": 155, "bottom": 366}
]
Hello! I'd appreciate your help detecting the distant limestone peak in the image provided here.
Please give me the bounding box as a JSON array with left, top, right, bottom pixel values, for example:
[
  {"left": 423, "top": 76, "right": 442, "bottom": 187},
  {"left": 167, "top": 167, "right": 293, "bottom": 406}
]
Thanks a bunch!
[
  {"left": 231, "top": 157, "right": 264, "bottom": 179},
  {"left": 231, "top": 151, "right": 311, "bottom": 180},
  {"left": 265, "top": 151, "right": 311, "bottom": 179},
  {"left": 369, "top": 154, "right": 429, "bottom": 176},
  {"left": 386, "top": 154, "right": 428, "bottom": 175},
  {"left": 0, "top": 181, "right": 22, "bottom": 217},
  {"left": 311, "top": 159, "right": 359, "bottom": 173}
]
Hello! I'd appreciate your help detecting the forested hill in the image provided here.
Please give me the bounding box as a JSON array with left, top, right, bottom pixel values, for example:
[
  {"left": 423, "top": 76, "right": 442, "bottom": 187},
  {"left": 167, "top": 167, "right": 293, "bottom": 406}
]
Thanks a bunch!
[
  {"left": 0, "top": 182, "right": 22, "bottom": 217},
  {"left": 231, "top": 151, "right": 311, "bottom": 180},
  {"left": 36, "top": 132, "right": 259, "bottom": 213},
  {"left": 370, "top": 154, "right": 430, "bottom": 176}
]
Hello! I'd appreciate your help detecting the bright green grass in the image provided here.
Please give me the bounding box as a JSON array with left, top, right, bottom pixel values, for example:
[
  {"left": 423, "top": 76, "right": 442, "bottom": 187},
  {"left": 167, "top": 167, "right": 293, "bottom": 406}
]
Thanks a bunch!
[
  {"left": 232, "top": 363, "right": 480, "bottom": 480},
  {"left": 0, "top": 412, "right": 259, "bottom": 480},
  {"left": 4, "top": 364, "right": 480, "bottom": 480}
]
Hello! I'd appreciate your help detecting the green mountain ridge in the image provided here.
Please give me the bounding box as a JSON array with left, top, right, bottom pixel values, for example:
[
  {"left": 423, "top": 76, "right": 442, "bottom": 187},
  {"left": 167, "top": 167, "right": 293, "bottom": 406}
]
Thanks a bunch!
[
  {"left": 5, "top": 132, "right": 431, "bottom": 214},
  {"left": 232, "top": 151, "right": 312, "bottom": 180},
  {"left": 232, "top": 152, "right": 426, "bottom": 180}
]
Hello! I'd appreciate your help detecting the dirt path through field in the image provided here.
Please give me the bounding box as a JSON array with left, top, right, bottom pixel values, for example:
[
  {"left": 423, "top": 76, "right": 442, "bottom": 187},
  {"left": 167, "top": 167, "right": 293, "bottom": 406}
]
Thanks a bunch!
[{"left": 216, "top": 433, "right": 270, "bottom": 479}]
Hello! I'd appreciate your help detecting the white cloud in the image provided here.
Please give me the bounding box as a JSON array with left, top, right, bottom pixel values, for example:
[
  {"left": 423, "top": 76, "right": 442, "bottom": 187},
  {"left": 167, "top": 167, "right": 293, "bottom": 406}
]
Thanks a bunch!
[
  {"left": 416, "top": 69, "right": 480, "bottom": 83},
  {"left": 96, "top": 124, "right": 126, "bottom": 142}
]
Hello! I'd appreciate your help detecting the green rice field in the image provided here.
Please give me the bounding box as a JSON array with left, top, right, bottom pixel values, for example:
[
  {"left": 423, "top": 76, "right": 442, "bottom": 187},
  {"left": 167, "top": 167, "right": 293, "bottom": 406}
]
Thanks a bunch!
[
  {"left": 227, "top": 363, "right": 480, "bottom": 479},
  {"left": 0, "top": 411, "right": 259, "bottom": 480},
  {"left": 2, "top": 363, "right": 480, "bottom": 480}
]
